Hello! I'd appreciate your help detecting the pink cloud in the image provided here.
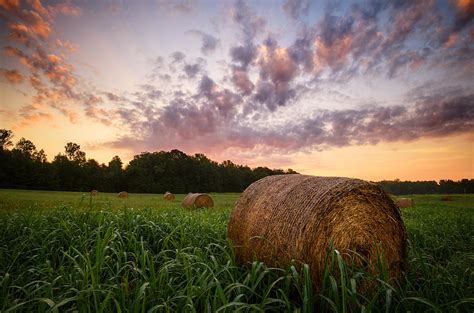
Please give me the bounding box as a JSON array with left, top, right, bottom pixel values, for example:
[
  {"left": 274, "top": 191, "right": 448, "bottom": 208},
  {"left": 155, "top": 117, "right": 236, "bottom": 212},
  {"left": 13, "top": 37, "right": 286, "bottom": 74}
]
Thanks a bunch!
[
  {"left": 231, "top": 68, "right": 254, "bottom": 95},
  {"left": 19, "top": 10, "right": 52, "bottom": 39},
  {"left": 0, "top": 68, "right": 24, "bottom": 84},
  {"left": 0, "top": 0, "right": 20, "bottom": 12},
  {"left": 15, "top": 110, "right": 53, "bottom": 129},
  {"left": 55, "top": 39, "right": 79, "bottom": 52},
  {"left": 313, "top": 35, "right": 353, "bottom": 72}
]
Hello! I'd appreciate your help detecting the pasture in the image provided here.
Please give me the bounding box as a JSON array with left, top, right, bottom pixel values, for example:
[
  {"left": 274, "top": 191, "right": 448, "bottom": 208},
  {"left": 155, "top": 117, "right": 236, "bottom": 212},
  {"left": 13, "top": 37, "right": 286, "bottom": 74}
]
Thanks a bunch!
[{"left": 0, "top": 190, "right": 473, "bottom": 312}]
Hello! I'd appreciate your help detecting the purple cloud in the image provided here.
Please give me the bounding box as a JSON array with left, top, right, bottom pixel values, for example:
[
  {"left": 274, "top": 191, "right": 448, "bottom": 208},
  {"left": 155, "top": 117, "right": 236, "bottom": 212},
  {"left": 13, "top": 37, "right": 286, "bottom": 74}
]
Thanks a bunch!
[
  {"left": 231, "top": 68, "right": 254, "bottom": 95},
  {"left": 187, "top": 30, "right": 220, "bottom": 55},
  {"left": 283, "top": 0, "right": 311, "bottom": 20},
  {"left": 158, "top": 0, "right": 194, "bottom": 14}
]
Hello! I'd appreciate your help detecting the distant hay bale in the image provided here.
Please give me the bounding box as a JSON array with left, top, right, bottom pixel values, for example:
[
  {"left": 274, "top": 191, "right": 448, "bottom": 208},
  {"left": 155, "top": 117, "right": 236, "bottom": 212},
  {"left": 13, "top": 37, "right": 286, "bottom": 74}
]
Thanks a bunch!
[
  {"left": 90, "top": 190, "right": 99, "bottom": 196},
  {"left": 118, "top": 191, "right": 129, "bottom": 198},
  {"left": 441, "top": 195, "right": 453, "bottom": 201},
  {"left": 395, "top": 198, "right": 413, "bottom": 208},
  {"left": 182, "top": 193, "right": 214, "bottom": 209},
  {"left": 164, "top": 191, "right": 175, "bottom": 201},
  {"left": 228, "top": 174, "right": 407, "bottom": 290}
]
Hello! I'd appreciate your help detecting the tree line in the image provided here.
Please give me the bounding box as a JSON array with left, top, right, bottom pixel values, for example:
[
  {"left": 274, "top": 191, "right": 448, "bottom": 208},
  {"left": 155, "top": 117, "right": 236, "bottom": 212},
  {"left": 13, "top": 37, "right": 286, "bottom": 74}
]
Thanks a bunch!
[
  {"left": 378, "top": 179, "right": 474, "bottom": 195},
  {"left": 0, "top": 129, "right": 297, "bottom": 193},
  {"left": 0, "top": 129, "right": 472, "bottom": 194}
]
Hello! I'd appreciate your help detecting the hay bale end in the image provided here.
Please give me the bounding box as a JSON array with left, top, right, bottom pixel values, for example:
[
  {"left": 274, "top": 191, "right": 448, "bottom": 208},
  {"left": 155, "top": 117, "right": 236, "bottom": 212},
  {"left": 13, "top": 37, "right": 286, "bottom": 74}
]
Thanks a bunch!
[{"left": 182, "top": 193, "right": 214, "bottom": 209}]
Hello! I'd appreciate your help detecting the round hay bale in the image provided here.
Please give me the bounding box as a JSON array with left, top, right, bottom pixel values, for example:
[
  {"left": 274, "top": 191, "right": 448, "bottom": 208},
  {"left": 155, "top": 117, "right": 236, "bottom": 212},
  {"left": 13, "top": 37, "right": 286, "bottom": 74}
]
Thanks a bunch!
[
  {"left": 182, "top": 193, "right": 214, "bottom": 209},
  {"left": 164, "top": 191, "right": 175, "bottom": 201},
  {"left": 228, "top": 174, "right": 407, "bottom": 289},
  {"left": 91, "top": 190, "right": 99, "bottom": 196},
  {"left": 118, "top": 191, "right": 129, "bottom": 198},
  {"left": 395, "top": 198, "right": 413, "bottom": 208},
  {"left": 441, "top": 195, "right": 453, "bottom": 201}
]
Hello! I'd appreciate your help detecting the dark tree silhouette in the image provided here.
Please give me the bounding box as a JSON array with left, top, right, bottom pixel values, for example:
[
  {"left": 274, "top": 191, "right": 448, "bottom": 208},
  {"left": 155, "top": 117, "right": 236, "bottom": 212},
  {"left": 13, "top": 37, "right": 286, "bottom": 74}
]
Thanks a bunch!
[
  {"left": 15, "top": 138, "right": 37, "bottom": 157},
  {"left": 0, "top": 129, "right": 472, "bottom": 194},
  {"left": 65, "top": 142, "right": 86, "bottom": 164},
  {"left": 0, "top": 129, "right": 13, "bottom": 150}
]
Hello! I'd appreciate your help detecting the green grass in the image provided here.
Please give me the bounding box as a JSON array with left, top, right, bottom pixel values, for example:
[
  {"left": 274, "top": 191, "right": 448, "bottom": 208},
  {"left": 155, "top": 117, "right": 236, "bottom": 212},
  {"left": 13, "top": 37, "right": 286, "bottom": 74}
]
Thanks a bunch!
[{"left": 0, "top": 190, "right": 473, "bottom": 312}]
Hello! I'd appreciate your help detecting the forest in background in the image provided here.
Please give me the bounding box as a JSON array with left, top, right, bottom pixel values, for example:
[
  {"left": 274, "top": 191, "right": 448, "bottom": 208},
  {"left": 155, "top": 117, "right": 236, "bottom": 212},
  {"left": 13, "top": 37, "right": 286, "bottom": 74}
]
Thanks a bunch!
[{"left": 1, "top": 129, "right": 473, "bottom": 194}]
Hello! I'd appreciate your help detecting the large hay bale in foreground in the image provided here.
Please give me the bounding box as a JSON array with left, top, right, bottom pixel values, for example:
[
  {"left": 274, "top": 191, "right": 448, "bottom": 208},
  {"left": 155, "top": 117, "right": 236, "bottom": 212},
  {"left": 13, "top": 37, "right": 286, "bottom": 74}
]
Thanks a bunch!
[
  {"left": 118, "top": 191, "right": 129, "bottom": 198},
  {"left": 164, "top": 191, "right": 175, "bottom": 201},
  {"left": 228, "top": 174, "right": 407, "bottom": 289},
  {"left": 182, "top": 193, "right": 214, "bottom": 209},
  {"left": 395, "top": 198, "right": 413, "bottom": 208}
]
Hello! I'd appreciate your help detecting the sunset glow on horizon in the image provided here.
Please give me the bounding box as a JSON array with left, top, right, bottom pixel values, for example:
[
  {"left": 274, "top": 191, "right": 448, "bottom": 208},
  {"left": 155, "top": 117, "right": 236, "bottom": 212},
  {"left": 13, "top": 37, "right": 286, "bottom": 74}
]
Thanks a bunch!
[{"left": 1, "top": 0, "right": 473, "bottom": 181}]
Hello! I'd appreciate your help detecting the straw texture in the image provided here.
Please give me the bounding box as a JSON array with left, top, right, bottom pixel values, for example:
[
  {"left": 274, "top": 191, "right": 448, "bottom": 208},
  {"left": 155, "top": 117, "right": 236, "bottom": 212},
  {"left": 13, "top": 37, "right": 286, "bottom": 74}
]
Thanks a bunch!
[{"left": 227, "top": 174, "right": 407, "bottom": 289}]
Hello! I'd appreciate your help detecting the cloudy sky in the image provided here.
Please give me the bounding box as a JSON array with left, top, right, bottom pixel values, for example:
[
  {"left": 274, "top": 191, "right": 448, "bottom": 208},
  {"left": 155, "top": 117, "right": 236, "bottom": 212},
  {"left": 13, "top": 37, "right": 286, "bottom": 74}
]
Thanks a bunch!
[{"left": 0, "top": 0, "right": 473, "bottom": 180}]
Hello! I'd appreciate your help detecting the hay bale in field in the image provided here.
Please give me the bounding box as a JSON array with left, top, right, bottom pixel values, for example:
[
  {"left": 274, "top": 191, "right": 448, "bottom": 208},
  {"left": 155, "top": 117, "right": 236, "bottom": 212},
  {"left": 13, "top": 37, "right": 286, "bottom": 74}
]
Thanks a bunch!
[
  {"left": 395, "top": 198, "right": 413, "bottom": 208},
  {"left": 182, "top": 193, "right": 214, "bottom": 209},
  {"left": 164, "top": 191, "right": 175, "bottom": 201},
  {"left": 228, "top": 174, "right": 407, "bottom": 290},
  {"left": 91, "top": 190, "right": 99, "bottom": 196},
  {"left": 118, "top": 191, "right": 129, "bottom": 198}
]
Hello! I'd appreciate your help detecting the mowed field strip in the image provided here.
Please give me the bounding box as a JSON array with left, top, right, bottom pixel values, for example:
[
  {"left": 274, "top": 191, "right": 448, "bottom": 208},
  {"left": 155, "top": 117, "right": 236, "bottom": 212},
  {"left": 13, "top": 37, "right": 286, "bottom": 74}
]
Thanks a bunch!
[{"left": 0, "top": 189, "right": 473, "bottom": 312}]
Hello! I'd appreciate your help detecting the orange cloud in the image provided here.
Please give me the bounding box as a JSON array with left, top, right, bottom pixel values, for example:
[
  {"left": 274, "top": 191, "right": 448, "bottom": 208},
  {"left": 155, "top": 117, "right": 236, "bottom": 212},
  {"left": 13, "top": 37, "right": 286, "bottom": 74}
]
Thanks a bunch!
[
  {"left": 444, "top": 33, "right": 458, "bottom": 47},
  {"left": 5, "top": 45, "right": 77, "bottom": 93},
  {"left": 15, "top": 110, "right": 53, "bottom": 129},
  {"left": 8, "top": 11, "right": 52, "bottom": 40},
  {"left": 0, "top": 68, "right": 24, "bottom": 84},
  {"left": 66, "top": 110, "right": 79, "bottom": 123},
  {"left": 29, "top": 73, "right": 74, "bottom": 105},
  {"left": 456, "top": 0, "right": 474, "bottom": 12},
  {"left": 46, "top": 69, "right": 76, "bottom": 89},
  {"left": 3, "top": 46, "right": 30, "bottom": 67},
  {"left": 47, "top": 53, "right": 61, "bottom": 63},
  {"left": 27, "top": 0, "right": 82, "bottom": 18},
  {"left": 51, "top": 2, "right": 82, "bottom": 16},
  {"left": 8, "top": 23, "right": 29, "bottom": 34},
  {"left": 3, "top": 0, "right": 82, "bottom": 46},
  {"left": 22, "top": 10, "right": 52, "bottom": 38},
  {"left": 55, "top": 39, "right": 79, "bottom": 52},
  {"left": 0, "top": 0, "right": 20, "bottom": 11},
  {"left": 313, "top": 35, "right": 353, "bottom": 72},
  {"left": 28, "top": 0, "right": 48, "bottom": 16},
  {"left": 85, "top": 105, "right": 113, "bottom": 126},
  {"left": 29, "top": 74, "right": 45, "bottom": 90},
  {"left": 2, "top": 0, "right": 83, "bottom": 124}
]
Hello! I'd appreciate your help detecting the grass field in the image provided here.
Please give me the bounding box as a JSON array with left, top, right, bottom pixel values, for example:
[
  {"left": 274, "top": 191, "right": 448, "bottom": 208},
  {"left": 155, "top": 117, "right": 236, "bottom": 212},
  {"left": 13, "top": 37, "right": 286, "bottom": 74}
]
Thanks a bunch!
[{"left": 0, "top": 190, "right": 473, "bottom": 312}]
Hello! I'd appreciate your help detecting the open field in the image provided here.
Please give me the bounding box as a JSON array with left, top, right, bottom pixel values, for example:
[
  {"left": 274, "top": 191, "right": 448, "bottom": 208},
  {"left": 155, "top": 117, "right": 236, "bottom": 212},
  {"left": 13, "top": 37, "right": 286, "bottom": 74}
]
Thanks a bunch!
[{"left": 0, "top": 190, "right": 473, "bottom": 312}]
